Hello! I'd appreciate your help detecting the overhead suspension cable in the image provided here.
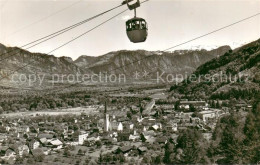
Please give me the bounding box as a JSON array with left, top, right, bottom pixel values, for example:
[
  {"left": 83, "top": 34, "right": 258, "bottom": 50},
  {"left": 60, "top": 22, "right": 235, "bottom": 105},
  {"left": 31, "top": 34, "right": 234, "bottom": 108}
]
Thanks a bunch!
[
  {"left": 0, "top": 6, "right": 131, "bottom": 83},
  {"left": 44, "top": 11, "right": 260, "bottom": 95},
  {"left": 1, "top": 1, "right": 258, "bottom": 95},
  {"left": 0, "top": 2, "right": 125, "bottom": 59},
  {"left": 8, "top": 0, "right": 83, "bottom": 37}
]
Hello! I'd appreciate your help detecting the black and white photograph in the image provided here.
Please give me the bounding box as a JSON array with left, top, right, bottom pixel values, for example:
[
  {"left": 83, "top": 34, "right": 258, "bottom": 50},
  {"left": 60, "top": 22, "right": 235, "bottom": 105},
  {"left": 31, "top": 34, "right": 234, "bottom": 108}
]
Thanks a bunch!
[{"left": 0, "top": 0, "right": 259, "bottom": 164}]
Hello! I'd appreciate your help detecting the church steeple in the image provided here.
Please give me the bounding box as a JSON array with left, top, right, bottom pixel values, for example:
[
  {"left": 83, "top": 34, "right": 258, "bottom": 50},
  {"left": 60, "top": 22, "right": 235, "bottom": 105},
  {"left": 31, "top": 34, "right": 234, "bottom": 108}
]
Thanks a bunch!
[{"left": 104, "top": 102, "right": 110, "bottom": 132}]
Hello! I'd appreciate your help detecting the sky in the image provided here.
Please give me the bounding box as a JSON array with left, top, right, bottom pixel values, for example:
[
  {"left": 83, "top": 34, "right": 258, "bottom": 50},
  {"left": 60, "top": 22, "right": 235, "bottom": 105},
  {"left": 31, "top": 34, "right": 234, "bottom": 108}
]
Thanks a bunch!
[{"left": 0, "top": 0, "right": 260, "bottom": 60}]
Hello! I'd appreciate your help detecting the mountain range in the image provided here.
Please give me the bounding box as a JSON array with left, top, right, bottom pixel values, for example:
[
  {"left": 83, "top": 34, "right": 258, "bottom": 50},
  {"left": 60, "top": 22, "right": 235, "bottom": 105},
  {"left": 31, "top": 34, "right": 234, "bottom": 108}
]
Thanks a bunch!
[
  {"left": 74, "top": 48, "right": 230, "bottom": 77},
  {"left": 0, "top": 43, "right": 231, "bottom": 88}
]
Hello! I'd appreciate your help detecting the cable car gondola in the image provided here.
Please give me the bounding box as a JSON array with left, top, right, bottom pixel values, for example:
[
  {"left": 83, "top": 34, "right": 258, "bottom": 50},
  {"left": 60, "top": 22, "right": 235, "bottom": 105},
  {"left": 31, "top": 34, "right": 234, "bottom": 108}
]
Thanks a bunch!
[{"left": 124, "top": 0, "right": 148, "bottom": 43}]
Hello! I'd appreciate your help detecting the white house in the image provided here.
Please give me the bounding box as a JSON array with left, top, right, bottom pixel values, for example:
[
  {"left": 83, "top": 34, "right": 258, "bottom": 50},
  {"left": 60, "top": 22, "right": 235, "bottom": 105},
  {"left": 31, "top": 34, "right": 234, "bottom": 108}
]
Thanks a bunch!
[
  {"left": 117, "top": 122, "right": 123, "bottom": 132},
  {"left": 129, "top": 124, "right": 134, "bottom": 130},
  {"left": 29, "top": 140, "right": 40, "bottom": 150},
  {"left": 166, "top": 122, "right": 178, "bottom": 132},
  {"left": 129, "top": 134, "right": 140, "bottom": 141},
  {"left": 78, "top": 133, "right": 89, "bottom": 145},
  {"left": 152, "top": 123, "right": 162, "bottom": 130},
  {"left": 180, "top": 101, "right": 207, "bottom": 109},
  {"left": 172, "top": 123, "right": 178, "bottom": 132},
  {"left": 50, "top": 139, "right": 63, "bottom": 150},
  {"left": 17, "top": 126, "right": 30, "bottom": 133},
  {"left": 199, "top": 110, "right": 216, "bottom": 122},
  {"left": 18, "top": 145, "right": 29, "bottom": 157},
  {"left": 5, "top": 126, "right": 10, "bottom": 132}
]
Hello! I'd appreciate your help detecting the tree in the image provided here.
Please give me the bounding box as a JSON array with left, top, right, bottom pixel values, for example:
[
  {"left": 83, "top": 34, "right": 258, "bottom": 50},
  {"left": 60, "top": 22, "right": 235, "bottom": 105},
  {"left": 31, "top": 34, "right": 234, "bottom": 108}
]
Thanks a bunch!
[
  {"left": 98, "top": 152, "right": 103, "bottom": 163},
  {"left": 0, "top": 106, "right": 3, "bottom": 114},
  {"left": 142, "top": 154, "right": 152, "bottom": 164},
  {"left": 0, "top": 159, "right": 7, "bottom": 165},
  {"left": 0, "top": 126, "right": 6, "bottom": 133},
  {"left": 128, "top": 158, "right": 136, "bottom": 165},
  {"left": 75, "top": 160, "right": 81, "bottom": 165},
  {"left": 216, "top": 100, "right": 221, "bottom": 108},
  {"left": 218, "top": 124, "right": 243, "bottom": 163},
  {"left": 127, "top": 111, "right": 132, "bottom": 119},
  {"left": 215, "top": 113, "right": 246, "bottom": 164},
  {"left": 140, "top": 133, "right": 146, "bottom": 142},
  {"left": 174, "top": 101, "right": 180, "bottom": 111},
  {"left": 164, "top": 142, "right": 175, "bottom": 163},
  {"left": 95, "top": 140, "right": 102, "bottom": 148},
  {"left": 242, "top": 101, "right": 260, "bottom": 163},
  {"left": 189, "top": 104, "right": 196, "bottom": 112},
  {"left": 63, "top": 147, "right": 71, "bottom": 157},
  {"left": 140, "top": 106, "right": 144, "bottom": 115},
  {"left": 15, "top": 156, "right": 24, "bottom": 164},
  {"left": 118, "top": 153, "right": 125, "bottom": 163},
  {"left": 27, "top": 157, "right": 35, "bottom": 164},
  {"left": 32, "top": 149, "right": 45, "bottom": 162},
  {"left": 83, "top": 140, "right": 91, "bottom": 147},
  {"left": 23, "top": 133, "right": 28, "bottom": 139},
  {"left": 174, "top": 129, "right": 206, "bottom": 164},
  {"left": 85, "top": 157, "right": 91, "bottom": 165},
  {"left": 78, "top": 149, "right": 83, "bottom": 155}
]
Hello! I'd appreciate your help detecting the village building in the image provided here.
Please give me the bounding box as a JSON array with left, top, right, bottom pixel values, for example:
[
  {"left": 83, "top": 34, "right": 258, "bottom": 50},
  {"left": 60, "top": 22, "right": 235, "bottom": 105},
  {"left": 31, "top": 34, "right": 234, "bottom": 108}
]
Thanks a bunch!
[
  {"left": 78, "top": 132, "right": 89, "bottom": 145},
  {"left": 28, "top": 140, "right": 40, "bottom": 150}
]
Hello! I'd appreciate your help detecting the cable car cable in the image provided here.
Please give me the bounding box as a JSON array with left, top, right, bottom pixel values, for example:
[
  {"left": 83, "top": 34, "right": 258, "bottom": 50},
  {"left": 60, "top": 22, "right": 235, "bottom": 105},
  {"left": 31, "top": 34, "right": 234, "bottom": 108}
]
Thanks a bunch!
[
  {"left": 0, "top": 2, "right": 126, "bottom": 58},
  {"left": 1, "top": 1, "right": 257, "bottom": 95},
  {"left": 7, "top": 0, "right": 83, "bottom": 38},
  {"left": 0, "top": 0, "right": 150, "bottom": 94},
  {"left": 4, "top": 7, "right": 257, "bottom": 94},
  {"left": 0, "top": 6, "right": 132, "bottom": 83},
  {"left": 42, "top": 11, "right": 260, "bottom": 95},
  {"left": 164, "top": 12, "right": 260, "bottom": 51}
]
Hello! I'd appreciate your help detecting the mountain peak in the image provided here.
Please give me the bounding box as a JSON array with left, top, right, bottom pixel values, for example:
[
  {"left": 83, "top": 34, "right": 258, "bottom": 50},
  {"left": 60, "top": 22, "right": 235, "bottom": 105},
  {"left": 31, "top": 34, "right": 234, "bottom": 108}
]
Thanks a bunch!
[{"left": 171, "top": 38, "right": 260, "bottom": 97}]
